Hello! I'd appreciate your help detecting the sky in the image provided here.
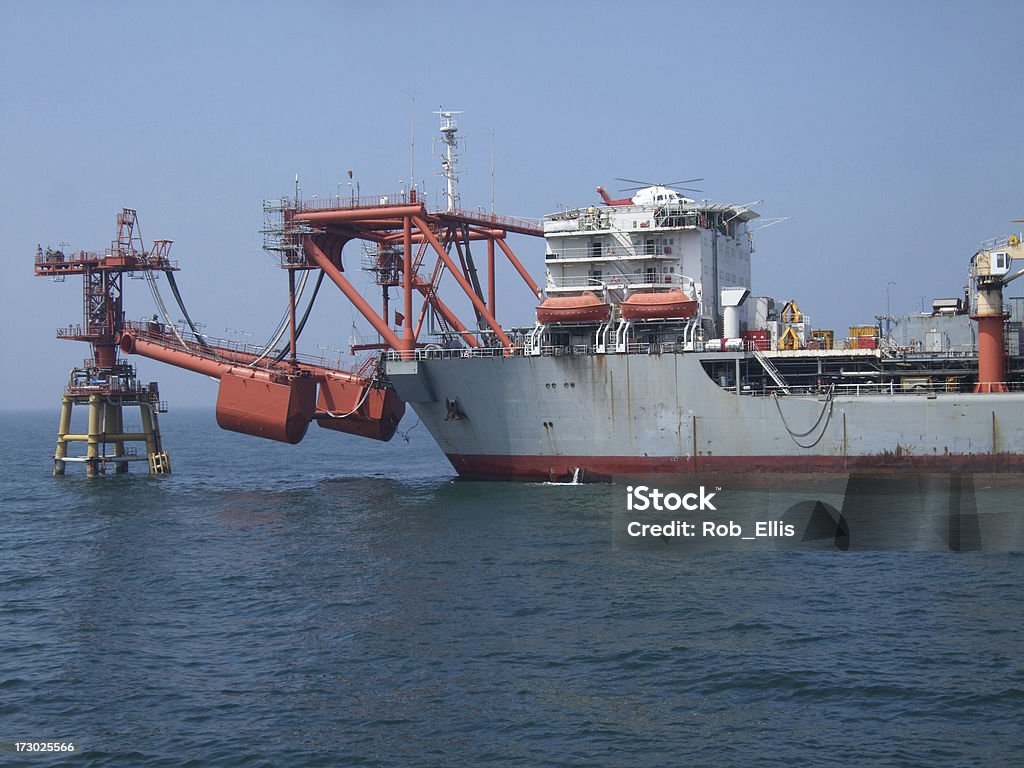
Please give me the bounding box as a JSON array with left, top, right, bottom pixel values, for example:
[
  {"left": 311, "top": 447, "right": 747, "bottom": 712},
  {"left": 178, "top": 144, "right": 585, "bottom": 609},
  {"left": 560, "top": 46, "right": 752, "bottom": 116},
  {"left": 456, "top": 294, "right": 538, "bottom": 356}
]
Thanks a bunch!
[{"left": 2, "top": 0, "right": 1022, "bottom": 411}]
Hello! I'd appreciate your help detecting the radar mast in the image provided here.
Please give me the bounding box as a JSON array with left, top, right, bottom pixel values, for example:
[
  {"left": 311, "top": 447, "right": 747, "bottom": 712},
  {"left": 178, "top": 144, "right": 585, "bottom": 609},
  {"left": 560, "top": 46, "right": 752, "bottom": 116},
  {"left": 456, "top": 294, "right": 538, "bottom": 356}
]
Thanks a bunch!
[{"left": 435, "top": 108, "right": 463, "bottom": 212}]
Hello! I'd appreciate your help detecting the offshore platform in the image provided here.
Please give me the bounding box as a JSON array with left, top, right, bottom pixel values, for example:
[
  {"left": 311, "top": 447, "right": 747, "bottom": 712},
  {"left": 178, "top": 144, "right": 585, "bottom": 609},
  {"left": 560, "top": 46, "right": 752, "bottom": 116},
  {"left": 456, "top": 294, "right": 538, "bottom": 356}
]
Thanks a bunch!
[{"left": 35, "top": 209, "right": 172, "bottom": 476}]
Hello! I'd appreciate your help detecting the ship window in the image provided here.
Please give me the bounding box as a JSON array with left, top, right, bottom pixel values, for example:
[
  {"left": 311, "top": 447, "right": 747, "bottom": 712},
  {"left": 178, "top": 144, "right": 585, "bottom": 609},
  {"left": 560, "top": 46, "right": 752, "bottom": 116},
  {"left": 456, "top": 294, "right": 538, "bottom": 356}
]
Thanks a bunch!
[
  {"left": 645, "top": 239, "right": 655, "bottom": 255},
  {"left": 591, "top": 241, "right": 601, "bottom": 258}
]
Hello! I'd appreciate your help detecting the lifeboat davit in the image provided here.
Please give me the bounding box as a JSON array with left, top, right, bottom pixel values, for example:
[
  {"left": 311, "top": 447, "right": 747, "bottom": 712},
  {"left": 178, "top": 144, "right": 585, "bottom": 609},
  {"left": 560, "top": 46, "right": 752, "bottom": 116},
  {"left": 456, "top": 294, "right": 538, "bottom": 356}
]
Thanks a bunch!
[
  {"left": 536, "top": 291, "right": 611, "bottom": 324},
  {"left": 620, "top": 290, "right": 698, "bottom": 320}
]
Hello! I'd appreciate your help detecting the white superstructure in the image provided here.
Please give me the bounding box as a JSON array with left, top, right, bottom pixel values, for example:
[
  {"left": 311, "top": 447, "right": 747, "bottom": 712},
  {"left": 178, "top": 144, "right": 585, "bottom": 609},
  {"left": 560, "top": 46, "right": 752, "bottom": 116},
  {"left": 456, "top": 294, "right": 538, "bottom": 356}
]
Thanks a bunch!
[{"left": 542, "top": 185, "right": 759, "bottom": 335}]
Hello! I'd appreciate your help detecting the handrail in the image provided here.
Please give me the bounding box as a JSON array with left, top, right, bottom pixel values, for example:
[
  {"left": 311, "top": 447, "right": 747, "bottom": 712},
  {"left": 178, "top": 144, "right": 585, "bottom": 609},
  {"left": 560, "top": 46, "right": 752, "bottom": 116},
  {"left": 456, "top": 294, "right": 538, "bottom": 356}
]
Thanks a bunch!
[
  {"left": 35, "top": 248, "right": 179, "bottom": 271},
  {"left": 273, "top": 195, "right": 543, "bottom": 235},
  {"left": 546, "top": 243, "right": 678, "bottom": 260},
  {"left": 751, "top": 346, "right": 791, "bottom": 394},
  {"left": 282, "top": 191, "right": 428, "bottom": 212},
  {"left": 383, "top": 345, "right": 1024, "bottom": 395},
  {"left": 546, "top": 272, "right": 694, "bottom": 291},
  {"left": 437, "top": 206, "right": 543, "bottom": 236},
  {"left": 122, "top": 320, "right": 364, "bottom": 377}
]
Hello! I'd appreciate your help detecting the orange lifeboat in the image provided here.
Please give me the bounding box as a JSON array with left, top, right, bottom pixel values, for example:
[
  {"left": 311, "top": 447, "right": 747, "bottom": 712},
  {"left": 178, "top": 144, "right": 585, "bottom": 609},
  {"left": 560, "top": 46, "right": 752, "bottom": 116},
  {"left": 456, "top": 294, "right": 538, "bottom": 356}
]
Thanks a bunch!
[
  {"left": 536, "top": 291, "right": 611, "bottom": 324},
  {"left": 620, "top": 290, "right": 697, "bottom": 320}
]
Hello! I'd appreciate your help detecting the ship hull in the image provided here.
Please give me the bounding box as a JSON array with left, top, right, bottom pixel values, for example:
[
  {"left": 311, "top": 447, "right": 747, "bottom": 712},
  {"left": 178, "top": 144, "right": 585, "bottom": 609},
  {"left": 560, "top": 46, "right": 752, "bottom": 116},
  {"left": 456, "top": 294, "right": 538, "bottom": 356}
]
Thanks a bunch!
[
  {"left": 387, "top": 353, "right": 1024, "bottom": 481},
  {"left": 443, "top": 452, "right": 1024, "bottom": 481}
]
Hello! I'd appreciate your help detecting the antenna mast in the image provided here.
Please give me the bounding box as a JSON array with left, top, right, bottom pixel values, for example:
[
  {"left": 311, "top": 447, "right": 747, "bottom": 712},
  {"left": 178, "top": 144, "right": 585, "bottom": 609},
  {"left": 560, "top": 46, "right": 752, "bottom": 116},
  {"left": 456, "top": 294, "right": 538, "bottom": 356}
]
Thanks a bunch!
[{"left": 435, "top": 108, "right": 463, "bottom": 212}]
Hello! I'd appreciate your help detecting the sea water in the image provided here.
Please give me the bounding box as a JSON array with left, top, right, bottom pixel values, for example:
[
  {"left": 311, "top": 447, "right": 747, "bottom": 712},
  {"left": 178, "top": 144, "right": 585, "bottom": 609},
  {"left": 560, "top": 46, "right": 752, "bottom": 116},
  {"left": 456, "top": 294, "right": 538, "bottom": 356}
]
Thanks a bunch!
[{"left": 2, "top": 409, "right": 1022, "bottom": 766}]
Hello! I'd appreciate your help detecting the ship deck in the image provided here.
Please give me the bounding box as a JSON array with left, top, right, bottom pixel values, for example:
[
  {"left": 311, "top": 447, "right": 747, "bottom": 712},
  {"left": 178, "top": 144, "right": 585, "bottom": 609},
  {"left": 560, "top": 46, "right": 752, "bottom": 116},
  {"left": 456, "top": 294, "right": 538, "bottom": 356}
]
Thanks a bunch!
[{"left": 385, "top": 342, "right": 1024, "bottom": 397}]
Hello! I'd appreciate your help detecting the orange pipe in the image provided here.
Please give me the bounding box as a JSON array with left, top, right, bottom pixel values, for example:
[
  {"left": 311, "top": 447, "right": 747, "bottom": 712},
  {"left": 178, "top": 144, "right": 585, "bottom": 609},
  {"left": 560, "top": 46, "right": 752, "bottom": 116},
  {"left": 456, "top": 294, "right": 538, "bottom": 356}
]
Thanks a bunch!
[
  {"left": 487, "top": 238, "right": 496, "bottom": 315},
  {"left": 412, "top": 215, "right": 513, "bottom": 350},
  {"left": 288, "top": 268, "right": 298, "bottom": 366},
  {"left": 380, "top": 229, "right": 500, "bottom": 244},
  {"left": 292, "top": 205, "right": 424, "bottom": 223},
  {"left": 304, "top": 238, "right": 405, "bottom": 351},
  {"left": 495, "top": 236, "right": 541, "bottom": 298},
  {"left": 402, "top": 214, "right": 414, "bottom": 353},
  {"left": 121, "top": 332, "right": 278, "bottom": 382},
  {"left": 122, "top": 328, "right": 373, "bottom": 386},
  {"left": 413, "top": 259, "right": 444, "bottom": 340},
  {"left": 412, "top": 280, "right": 479, "bottom": 347},
  {"left": 159, "top": 336, "right": 362, "bottom": 383}
]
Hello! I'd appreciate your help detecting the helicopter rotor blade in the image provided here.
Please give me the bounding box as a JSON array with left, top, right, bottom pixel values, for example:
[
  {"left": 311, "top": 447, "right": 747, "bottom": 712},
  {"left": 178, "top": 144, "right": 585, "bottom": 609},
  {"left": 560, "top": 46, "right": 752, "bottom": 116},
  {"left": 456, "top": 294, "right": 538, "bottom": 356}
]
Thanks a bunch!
[
  {"left": 614, "top": 177, "right": 656, "bottom": 187},
  {"left": 617, "top": 184, "right": 704, "bottom": 194},
  {"left": 616, "top": 176, "right": 705, "bottom": 193}
]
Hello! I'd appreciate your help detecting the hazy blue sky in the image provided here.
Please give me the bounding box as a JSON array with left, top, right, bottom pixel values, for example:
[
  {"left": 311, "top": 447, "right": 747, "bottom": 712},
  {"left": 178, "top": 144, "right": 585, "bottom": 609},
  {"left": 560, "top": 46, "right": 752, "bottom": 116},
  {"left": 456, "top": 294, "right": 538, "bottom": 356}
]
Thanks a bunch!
[{"left": 3, "top": 0, "right": 1022, "bottom": 411}]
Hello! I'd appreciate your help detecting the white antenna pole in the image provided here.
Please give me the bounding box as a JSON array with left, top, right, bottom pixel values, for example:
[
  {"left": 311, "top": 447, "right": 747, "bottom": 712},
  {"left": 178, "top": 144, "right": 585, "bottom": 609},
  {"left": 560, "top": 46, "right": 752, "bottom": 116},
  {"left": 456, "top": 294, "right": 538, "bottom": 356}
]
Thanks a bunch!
[
  {"left": 489, "top": 127, "right": 495, "bottom": 215},
  {"left": 435, "top": 107, "right": 463, "bottom": 213}
]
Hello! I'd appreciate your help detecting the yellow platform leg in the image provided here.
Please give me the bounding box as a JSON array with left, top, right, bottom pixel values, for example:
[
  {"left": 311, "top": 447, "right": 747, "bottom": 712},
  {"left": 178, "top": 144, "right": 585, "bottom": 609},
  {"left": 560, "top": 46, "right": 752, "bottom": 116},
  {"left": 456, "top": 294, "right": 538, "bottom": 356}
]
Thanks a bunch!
[
  {"left": 86, "top": 394, "right": 101, "bottom": 477},
  {"left": 53, "top": 396, "right": 73, "bottom": 476}
]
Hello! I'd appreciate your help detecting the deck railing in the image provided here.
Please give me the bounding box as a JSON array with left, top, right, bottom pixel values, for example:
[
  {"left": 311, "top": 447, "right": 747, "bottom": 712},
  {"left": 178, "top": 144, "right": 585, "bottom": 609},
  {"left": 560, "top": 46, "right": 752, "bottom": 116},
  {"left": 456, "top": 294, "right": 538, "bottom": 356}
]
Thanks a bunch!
[
  {"left": 122, "top": 320, "right": 361, "bottom": 376},
  {"left": 384, "top": 345, "right": 1024, "bottom": 396},
  {"left": 546, "top": 243, "right": 677, "bottom": 261},
  {"left": 545, "top": 272, "right": 693, "bottom": 291}
]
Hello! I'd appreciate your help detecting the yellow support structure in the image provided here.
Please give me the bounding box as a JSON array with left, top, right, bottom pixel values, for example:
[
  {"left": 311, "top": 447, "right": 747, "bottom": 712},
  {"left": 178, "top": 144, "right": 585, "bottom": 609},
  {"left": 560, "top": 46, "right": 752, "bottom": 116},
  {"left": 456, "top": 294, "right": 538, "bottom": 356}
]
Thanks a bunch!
[
  {"left": 811, "top": 329, "right": 835, "bottom": 350},
  {"left": 53, "top": 396, "right": 73, "bottom": 476},
  {"left": 780, "top": 300, "right": 803, "bottom": 324},
  {"left": 50, "top": 390, "right": 170, "bottom": 477},
  {"left": 778, "top": 326, "right": 801, "bottom": 350}
]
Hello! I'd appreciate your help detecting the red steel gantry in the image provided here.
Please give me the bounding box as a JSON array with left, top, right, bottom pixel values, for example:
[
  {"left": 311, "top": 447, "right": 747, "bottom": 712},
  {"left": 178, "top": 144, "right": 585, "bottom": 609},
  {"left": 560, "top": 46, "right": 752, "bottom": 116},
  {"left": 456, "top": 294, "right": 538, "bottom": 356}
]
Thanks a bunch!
[
  {"left": 117, "top": 191, "right": 543, "bottom": 445},
  {"left": 271, "top": 190, "right": 542, "bottom": 355},
  {"left": 41, "top": 122, "right": 543, "bottom": 458}
]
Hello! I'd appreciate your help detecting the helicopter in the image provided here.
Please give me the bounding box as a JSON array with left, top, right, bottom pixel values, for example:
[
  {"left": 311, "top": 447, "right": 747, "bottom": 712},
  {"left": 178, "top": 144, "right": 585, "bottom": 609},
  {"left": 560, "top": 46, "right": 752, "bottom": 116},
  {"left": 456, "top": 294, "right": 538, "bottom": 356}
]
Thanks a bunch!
[{"left": 595, "top": 177, "right": 703, "bottom": 207}]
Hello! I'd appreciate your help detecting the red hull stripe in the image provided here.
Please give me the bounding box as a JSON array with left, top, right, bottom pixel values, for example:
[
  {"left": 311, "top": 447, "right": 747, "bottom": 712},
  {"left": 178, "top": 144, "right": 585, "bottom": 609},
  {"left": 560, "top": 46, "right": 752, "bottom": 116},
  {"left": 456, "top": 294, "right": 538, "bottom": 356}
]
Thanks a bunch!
[{"left": 445, "top": 452, "right": 1024, "bottom": 481}]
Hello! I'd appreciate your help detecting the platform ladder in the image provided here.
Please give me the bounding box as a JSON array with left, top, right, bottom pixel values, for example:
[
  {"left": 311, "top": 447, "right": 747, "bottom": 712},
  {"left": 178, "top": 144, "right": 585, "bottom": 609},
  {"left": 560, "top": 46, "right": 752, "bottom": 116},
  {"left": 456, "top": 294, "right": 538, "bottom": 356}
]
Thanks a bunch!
[{"left": 751, "top": 347, "right": 791, "bottom": 395}]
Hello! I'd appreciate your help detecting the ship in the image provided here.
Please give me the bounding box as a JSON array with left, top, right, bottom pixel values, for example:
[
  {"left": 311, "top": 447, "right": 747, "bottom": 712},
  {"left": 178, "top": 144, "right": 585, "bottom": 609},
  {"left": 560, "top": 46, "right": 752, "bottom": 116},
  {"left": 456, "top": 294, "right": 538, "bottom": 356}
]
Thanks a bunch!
[
  {"left": 43, "top": 113, "right": 1024, "bottom": 482},
  {"left": 382, "top": 187, "right": 1024, "bottom": 480}
]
